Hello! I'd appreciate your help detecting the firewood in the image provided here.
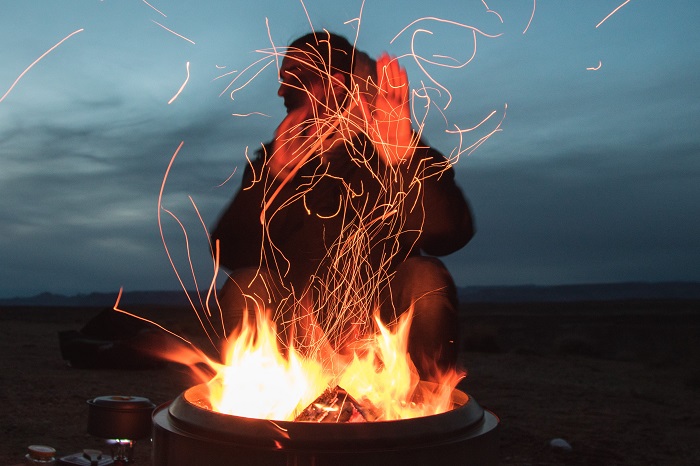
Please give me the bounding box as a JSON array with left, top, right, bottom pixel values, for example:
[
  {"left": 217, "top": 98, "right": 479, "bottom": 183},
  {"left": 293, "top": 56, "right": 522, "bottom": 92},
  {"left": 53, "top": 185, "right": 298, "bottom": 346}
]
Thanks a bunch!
[{"left": 295, "top": 386, "right": 378, "bottom": 422}]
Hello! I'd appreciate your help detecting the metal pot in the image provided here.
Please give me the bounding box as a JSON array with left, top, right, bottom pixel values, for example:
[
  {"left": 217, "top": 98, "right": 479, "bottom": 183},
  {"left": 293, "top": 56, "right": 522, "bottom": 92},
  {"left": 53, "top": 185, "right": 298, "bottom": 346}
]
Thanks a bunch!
[{"left": 87, "top": 395, "right": 156, "bottom": 440}]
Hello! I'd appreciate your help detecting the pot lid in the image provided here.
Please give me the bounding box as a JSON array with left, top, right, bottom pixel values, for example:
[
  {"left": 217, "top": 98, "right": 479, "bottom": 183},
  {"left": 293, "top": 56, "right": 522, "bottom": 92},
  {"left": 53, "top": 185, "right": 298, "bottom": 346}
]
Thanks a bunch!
[{"left": 88, "top": 395, "right": 155, "bottom": 411}]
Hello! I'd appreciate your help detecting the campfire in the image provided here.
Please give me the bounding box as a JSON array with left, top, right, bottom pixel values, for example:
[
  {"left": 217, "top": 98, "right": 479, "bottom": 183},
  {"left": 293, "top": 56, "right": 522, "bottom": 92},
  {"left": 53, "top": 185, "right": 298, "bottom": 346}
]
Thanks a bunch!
[{"left": 149, "top": 301, "right": 499, "bottom": 466}]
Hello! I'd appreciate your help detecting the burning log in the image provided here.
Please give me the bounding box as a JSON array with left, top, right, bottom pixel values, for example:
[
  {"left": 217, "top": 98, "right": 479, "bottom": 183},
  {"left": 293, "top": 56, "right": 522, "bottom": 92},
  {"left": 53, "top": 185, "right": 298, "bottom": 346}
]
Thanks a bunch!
[{"left": 294, "top": 386, "right": 378, "bottom": 423}]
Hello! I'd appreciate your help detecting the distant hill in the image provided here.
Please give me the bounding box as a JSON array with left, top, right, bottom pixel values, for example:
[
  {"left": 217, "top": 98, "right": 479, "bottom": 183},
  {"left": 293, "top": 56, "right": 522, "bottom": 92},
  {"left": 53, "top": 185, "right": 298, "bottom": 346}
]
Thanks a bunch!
[
  {"left": 2, "top": 282, "right": 700, "bottom": 308},
  {"left": 0, "top": 290, "right": 197, "bottom": 308},
  {"left": 457, "top": 281, "right": 700, "bottom": 303}
]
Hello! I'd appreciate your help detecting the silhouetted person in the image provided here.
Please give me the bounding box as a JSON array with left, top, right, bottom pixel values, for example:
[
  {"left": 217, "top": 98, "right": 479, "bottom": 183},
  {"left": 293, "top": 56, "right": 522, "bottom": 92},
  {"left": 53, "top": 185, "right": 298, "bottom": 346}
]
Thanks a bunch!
[{"left": 212, "top": 32, "right": 474, "bottom": 380}]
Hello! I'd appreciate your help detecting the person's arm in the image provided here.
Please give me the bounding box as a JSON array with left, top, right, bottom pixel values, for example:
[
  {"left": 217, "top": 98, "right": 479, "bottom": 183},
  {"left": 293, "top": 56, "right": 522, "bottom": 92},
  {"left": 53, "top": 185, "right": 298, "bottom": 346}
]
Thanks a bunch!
[
  {"left": 211, "top": 159, "right": 267, "bottom": 271},
  {"left": 212, "top": 139, "right": 312, "bottom": 272},
  {"left": 387, "top": 143, "right": 474, "bottom": 257},
  {"left": 413, "top": 147, "right": 475, "bottom": 256},
  {"left": 267, "top": 106, "right": 316, "bottom": 178},
  {"left": 213, "top": 96, "right": 324, "bottom": 270}
]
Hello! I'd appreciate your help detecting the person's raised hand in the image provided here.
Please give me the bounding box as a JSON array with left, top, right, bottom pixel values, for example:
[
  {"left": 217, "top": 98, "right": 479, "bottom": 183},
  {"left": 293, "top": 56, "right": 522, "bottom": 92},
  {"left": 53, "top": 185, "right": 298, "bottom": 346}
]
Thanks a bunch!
[
  {"left": 269, "top": 105, "right": 317, "bottom": 178},
  {"left": 359, "top": 53, "right": 415, "bottom": 165}
]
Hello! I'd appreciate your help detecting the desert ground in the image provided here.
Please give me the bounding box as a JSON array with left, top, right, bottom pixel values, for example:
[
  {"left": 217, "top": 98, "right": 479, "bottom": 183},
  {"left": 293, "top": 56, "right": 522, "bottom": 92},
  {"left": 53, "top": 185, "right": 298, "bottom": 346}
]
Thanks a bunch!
[{"left": 1, "top": 300, "right": 699, "bottom": 465}]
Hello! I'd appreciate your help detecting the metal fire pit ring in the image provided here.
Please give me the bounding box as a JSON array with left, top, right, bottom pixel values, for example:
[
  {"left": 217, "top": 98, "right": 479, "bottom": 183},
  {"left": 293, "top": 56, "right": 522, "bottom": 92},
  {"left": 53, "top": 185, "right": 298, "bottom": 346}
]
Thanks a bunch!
[{"left": 152, "top": 383, "right": 499, "bottom": 466}]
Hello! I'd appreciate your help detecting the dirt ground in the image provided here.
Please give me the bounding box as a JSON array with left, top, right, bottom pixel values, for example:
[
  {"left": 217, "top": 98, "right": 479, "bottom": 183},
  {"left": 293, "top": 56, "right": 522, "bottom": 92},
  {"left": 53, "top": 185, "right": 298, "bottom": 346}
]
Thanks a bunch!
[{"left": 1, "top": 302, "right": 699, "bottom": 465}]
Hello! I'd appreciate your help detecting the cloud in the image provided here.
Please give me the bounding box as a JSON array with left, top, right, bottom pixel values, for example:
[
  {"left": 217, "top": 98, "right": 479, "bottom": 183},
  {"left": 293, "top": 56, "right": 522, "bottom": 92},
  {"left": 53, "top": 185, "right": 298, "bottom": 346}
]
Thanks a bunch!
[
  {"left": 0, "top": 96, "right": 259, "bottom": 298},
  {"left": 448, "top": 137, "right": 700, "bottom": 286}
]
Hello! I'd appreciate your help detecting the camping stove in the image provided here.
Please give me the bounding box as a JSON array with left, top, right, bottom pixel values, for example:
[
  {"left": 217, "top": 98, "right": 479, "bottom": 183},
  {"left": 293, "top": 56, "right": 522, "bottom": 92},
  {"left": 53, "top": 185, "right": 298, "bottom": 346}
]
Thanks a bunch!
[{"left": 152, "top": 383, "right": 499, "bottom": 466}]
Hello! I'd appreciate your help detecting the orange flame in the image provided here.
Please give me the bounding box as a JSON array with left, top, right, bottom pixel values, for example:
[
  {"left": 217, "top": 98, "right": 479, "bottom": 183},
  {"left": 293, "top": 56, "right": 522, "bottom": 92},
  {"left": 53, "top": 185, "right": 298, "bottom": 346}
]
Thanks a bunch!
[
  {"left": 206, "top": 308, "right": 330, "bottom": 420},
  {"left": 337, "top": 309, "right": 461, "bottom": 420},
  {"left": 201, "top": 306, "right": 461, "bottom": 422}
]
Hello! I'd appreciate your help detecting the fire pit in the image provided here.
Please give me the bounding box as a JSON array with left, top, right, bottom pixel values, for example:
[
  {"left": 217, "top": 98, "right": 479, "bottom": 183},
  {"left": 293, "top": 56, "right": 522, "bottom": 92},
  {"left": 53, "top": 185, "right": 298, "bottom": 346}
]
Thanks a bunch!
[{"left": 152, "top": 382, "right": 499, "bottom": 466}]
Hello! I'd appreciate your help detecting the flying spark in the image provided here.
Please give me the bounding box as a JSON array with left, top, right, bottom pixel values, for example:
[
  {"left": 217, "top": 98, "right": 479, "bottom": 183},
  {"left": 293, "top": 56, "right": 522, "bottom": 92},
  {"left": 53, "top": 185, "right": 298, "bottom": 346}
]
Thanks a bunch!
[
  {"left": 596, "top": 0, "right": 633, "bottom": 28},
  {"left": 231, "top": 112, "right": 271, "bottom": 118},
  {"left": 168, "top": 61, "right": 191, "bottom": 104},
  {"left": 481, "top": 0, "right": 504, "bottom": 23},
  {"left": 113, "top": 287, "right": 192, "bottom": 346},
  {"left": 523, "top": 0, "right": 536, "bottom": 34},
  {"left": 151, "top": 19, "right": 196, "bottom": 44},
  {"left": 0, "top": 28, "right": 84, "bottom": 104},
  {"left": 142, "top": 0, "right": 167, "bottom": 17},
  {"left": 391, "top": 17, "right": 502, "bottom": 111}
]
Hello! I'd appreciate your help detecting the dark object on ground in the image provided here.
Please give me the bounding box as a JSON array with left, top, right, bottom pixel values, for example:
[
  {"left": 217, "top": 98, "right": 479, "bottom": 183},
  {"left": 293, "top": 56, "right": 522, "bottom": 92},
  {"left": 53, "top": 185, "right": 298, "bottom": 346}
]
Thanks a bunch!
[
  {"left": 59, "top": 449, "right": 115, "bottom": 466},
  {"left": 58, "top": 308, "right": 168, "bottom": 370}
]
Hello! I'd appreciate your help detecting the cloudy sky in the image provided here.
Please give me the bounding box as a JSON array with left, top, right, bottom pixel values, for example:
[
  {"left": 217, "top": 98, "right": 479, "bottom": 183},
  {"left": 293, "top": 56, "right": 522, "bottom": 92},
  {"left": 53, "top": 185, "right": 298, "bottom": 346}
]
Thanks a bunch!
[{"left": 1, "top": 0, "right": 699, "bottom": 299}]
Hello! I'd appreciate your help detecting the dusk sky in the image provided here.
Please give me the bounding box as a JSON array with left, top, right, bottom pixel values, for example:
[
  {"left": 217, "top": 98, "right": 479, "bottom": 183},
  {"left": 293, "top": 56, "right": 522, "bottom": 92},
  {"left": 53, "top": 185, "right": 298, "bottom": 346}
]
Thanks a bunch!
[{"left": 1, "top": 1, "right": 699, "bottom": 299}]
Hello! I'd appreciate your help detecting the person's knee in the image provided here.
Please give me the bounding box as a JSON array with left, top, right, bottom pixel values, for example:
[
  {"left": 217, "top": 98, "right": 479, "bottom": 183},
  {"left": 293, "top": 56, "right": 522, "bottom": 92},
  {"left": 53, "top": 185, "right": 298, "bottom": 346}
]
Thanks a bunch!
[
  {"left": 393, "top": 257, "right": 460, "bottom": 379},
  {"left": 408, "top": 304, "right": 459, "bottom": 380},
  {"left": 396, "top": 256, "right": 455, "bottom": 291},
  {"left": 393, "top": 256, "right": 458, "bottom": 310}
]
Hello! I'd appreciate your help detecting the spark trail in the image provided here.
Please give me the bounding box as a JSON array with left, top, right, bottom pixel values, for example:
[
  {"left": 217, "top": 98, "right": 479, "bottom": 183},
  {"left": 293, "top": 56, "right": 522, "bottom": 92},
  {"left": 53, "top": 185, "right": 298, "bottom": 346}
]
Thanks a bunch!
[
  {"left": 168, "top": 61, "right": 191, "bottom": 104},
  {"left": 596, "top": 0, "right": 633, "bottom": 28},
  {"left": 0, "top": 28, "right": 84, "bottom": 104},
  {"left": 142, "top": 0, "right": 167, "bottom": 18},
  {"left": 151, "top": 20, "right": 195, "bottom": 44}
]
